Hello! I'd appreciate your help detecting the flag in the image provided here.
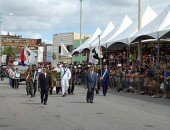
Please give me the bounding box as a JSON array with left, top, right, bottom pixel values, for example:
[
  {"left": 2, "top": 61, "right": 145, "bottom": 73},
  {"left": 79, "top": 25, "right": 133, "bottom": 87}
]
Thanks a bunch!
[
  {"left": 89, "top": 49, "right": 99, "bottom": 64},
  {"left": 61, "top": 44, "right": 72, "bottom": 58},
  {"left": 25, "top": 47, "right": 37, "bottom": 65},
  {"left": 20, "top": 47, "right": 37, "bottom": 66},
  {"left": 95, "top": 45, "right": 103, "bottom": 59},
  {"left": 20, "top": 48, "right": 26, "bottom": 66}
]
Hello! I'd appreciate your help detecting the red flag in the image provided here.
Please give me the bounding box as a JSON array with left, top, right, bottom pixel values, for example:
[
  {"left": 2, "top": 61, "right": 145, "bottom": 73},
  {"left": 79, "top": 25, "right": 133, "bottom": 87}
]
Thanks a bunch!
[{"left": 20, "top": 48, "right": 26, "bottom": 66}]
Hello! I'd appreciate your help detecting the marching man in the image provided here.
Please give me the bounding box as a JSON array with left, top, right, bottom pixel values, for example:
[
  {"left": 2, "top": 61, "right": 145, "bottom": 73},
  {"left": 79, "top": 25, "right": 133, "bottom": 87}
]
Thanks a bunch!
[{"left": 61, "top": 62, "right": 71, "bottom": 97}]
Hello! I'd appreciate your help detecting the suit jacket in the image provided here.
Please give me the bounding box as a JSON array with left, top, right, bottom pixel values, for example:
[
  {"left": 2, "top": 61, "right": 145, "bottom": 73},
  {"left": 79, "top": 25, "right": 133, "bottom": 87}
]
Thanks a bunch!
[
  {"left": 85, "top": 71, "right": 98, "bottom": 90},
  {"left": 39, "top": 73, "right": 51, "bottom": 91}
]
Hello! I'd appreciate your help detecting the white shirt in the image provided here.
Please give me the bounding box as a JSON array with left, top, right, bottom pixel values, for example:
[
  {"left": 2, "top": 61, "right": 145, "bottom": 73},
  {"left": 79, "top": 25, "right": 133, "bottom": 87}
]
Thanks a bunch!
[
  {"left": 8, "top": 68, "right": 13, "bottom": 78},
  {"left": 61, "top": 67, "right": 71, "bottom": 80},
  {"left": 15, "top": 71, "right": 21, "bottom": 79}
]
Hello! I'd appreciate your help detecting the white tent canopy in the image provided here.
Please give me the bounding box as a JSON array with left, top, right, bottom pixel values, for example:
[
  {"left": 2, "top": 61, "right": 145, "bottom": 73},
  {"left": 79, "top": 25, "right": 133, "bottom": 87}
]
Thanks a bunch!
[
  {"left": 79, "top": 21, "right": 115, "bottom": 53},
  {"left": 101, "top": 15, "right": 133, "bottom": 48},
  {"left": 131, "top": 4, "right": 170, "bottom": 42},
  {"left": 107, "top": 5, "right": 158, "bottom": 47},
  {"left": 71, "top": 27, "right": 102, "bottom": 55},
  {"left": 159, "top": 24, "right": 170, "bottom": 39}
]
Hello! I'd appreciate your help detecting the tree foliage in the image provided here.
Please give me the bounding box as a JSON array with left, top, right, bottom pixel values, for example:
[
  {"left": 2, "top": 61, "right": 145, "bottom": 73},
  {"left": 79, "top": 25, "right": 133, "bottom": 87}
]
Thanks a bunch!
[{"left": 2, "top": 46, "right": 16, "bottom": 58}]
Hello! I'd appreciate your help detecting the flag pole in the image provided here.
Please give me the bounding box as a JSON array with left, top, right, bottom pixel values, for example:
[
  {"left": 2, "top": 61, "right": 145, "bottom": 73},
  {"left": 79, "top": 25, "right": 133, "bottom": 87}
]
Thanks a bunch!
[{"left": 98, "top": 35, "right": 102, "bottom": 77}]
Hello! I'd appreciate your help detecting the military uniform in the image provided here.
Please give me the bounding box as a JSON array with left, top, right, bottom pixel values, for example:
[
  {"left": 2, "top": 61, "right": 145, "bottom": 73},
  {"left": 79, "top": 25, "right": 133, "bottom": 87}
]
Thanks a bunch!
[{"left": 26, "top": 70, "right": 34, "bottom": 98}]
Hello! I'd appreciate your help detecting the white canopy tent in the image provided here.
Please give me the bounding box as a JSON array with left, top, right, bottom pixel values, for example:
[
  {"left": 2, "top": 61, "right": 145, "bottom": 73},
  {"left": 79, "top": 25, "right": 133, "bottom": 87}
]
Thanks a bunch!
[
  {"left": 71, "top": 27, "right": 102, "bottom": 55},
  {"left": 107, "top": 5, "right": 158, "bottom": 47},
  {"left": 159, "top": 24, "right": 170, "bottom": 39},
  {"left": 131, "top": 4, "right": 170, "bottom": 42},
  {"left": 100, "top": 15, "right": 133, "bottom": 48},
  {"left": 79, "top": 21, "right": 115, "bottom": 53}
]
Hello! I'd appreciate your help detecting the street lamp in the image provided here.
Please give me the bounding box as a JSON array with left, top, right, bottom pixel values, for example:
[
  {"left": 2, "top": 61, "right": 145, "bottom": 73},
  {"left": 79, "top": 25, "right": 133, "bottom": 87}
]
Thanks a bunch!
[
  {"left": 79, "top": 0, "right": 84, "bottom": 64},
  {"left": 0, "top": 12, "right": 13, "bottom": 66}
]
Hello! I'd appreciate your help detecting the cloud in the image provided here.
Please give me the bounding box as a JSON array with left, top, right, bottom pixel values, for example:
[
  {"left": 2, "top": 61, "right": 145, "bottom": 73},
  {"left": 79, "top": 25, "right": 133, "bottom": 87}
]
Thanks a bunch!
[{"left": 0, "top": 0, "right": 169, "bottom": 43}]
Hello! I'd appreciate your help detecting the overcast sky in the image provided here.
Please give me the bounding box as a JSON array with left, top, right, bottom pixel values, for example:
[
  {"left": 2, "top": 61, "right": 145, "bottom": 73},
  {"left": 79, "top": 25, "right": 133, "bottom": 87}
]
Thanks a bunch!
[{"left": 0, "top": 0, "right": 169, "bottom": 43}]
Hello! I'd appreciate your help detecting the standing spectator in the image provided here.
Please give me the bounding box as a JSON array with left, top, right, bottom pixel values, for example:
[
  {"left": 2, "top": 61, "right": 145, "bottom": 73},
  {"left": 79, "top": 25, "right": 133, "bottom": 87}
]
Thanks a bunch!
[
  {"left": 14, "top": 68, "right": 20, "bottom": 89},
  {"left": 116, "top": 64, "right": 123, "bottom": 92},
  {"left": 0, "top": 67, "right": 5, "bottom": 81},
  {"left": 11, "top": 68, "right": 16, "bottom": 89},
  {"left": 161, "top": 65, "right": 170, "bottom": 99},
  {"left": 39, "top": 68, "right": 51, "bottom": 105},
  {"left": 85, "top": 66, "right": 98, "bottom": 103},
  {"left": 8, "top": 67, "right": 13, "bottom": 87}
]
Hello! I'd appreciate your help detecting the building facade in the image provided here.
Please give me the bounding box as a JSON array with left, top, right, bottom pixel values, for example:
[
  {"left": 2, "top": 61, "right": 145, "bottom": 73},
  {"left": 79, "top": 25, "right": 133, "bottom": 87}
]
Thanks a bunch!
[
  {"left": 52, "top": 32, "right": 89, "bottom": 66},
  {"left": 1, "top": 34, "right": 41, "bottom": 66}
]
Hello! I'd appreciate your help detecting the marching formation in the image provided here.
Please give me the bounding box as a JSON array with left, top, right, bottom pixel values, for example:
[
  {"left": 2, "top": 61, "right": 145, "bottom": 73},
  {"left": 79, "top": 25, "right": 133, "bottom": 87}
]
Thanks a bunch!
[{"left": 2, "top": 58, "right": 170, "bottom": 106}]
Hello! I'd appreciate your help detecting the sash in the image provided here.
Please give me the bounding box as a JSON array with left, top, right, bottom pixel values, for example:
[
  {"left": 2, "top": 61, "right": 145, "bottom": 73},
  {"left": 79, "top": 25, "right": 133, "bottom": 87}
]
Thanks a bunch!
[
  {"left": 61, "top": 68, "right": 67, "bottom": 79},
  {"left": 102, "top": 69, "right": 107, "bottom": 79}
]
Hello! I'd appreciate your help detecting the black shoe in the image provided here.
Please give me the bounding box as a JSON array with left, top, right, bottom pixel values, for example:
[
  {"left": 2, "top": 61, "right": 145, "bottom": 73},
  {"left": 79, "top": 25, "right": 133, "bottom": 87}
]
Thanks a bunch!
[
  {"left": 86, "top": 99, "right": 89, "bottom": 103},
  {"left": 44, "top": 102, "right": 47, "bottom": 105},
  {"left": 41, "top": 101, "right": 43, "bottom": 104},
  {"left": 103, "top": 93, "right": 106, "bottom": 96},
  {"left": 90, "top": 100, "right": 93, "bottom": 103},
  {"left": 62, "top": 94, "right": 65, "bottom": 97}
]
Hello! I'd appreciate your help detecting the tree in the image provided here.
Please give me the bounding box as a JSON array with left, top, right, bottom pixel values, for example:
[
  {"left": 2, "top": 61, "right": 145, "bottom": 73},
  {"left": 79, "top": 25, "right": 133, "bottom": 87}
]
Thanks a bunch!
[{"left": 2, "top": 46, "right": 16, "bottom": 64}]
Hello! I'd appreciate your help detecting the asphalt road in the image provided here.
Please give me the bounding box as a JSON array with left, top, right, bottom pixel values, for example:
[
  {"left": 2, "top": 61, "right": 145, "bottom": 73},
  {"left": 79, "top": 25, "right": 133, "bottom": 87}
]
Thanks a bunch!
[{"left": 0, "top": 78, "right": 170, "bottom": 130}]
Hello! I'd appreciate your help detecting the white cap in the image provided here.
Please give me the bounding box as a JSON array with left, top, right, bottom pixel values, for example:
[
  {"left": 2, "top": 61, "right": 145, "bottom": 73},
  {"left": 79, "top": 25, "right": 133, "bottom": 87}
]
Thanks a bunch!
[{"left": 78, "top": 65, "right": 81, "bottom": 67}]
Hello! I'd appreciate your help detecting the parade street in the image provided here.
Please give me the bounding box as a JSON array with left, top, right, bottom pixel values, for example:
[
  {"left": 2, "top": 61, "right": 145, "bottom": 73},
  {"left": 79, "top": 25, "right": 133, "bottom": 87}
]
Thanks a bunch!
[{"left": 0, "top": 78, "right": 170, "bottom": 130}]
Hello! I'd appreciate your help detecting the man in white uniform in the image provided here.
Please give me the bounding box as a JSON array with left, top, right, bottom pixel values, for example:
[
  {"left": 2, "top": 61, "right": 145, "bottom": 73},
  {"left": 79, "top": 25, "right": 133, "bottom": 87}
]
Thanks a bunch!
[{"left": 61, "top": 62, "right": 71, "bottom": 97}]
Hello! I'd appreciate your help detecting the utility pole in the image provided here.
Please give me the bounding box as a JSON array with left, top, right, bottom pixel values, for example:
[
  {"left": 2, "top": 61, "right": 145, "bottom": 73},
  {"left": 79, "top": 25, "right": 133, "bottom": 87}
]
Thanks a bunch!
[
  {"left": 79, "top": 0, "right": 84, "bottom": 64},
  {"left": 138, "top": 0, "right": 142, "bottom": 65}
]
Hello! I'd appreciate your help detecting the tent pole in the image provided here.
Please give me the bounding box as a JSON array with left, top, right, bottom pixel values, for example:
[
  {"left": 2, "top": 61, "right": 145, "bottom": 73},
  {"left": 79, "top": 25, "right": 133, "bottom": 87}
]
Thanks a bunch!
[
  {"left": 98, "top": 35, "right": 102, "bottom": 77},
  {"left": 127, "top": 44, "right": 130, "bottom": 65},
  {"left": 138, "top": 0, "right": 142, "bottom": 66},
  {"left": 106, "top": 43, "right": 109, "bottom": 67},
  {"left": 157, "top": 32, "right": 160, "bottom": 66}
]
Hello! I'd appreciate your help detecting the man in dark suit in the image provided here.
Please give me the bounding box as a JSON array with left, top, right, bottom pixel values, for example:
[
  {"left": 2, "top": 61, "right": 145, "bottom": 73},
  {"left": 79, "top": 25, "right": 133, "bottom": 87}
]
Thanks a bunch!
[
  {"left": 39, "top": 68, "right": 51, "bottom": 105},
  {"left": 85, "top": 65, "right": 98, "bottom": 103},
  {"left": 102, "top": 64, "right": 110, "bottom": 96}
]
